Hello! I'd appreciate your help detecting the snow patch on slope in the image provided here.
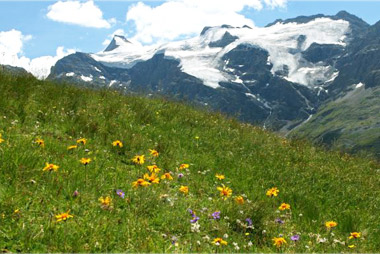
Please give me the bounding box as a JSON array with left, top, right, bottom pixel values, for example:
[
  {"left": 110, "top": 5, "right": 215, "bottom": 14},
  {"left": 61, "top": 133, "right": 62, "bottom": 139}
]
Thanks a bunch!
[{"left": 92, "top": 17, "right": 349, "bottom": 89}]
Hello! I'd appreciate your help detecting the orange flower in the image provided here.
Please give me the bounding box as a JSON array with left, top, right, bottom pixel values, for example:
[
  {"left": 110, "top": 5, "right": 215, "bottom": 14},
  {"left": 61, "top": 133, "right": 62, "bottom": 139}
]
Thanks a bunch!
[
  {"left": 76, "top": 138, "right": 87, "bottom": 145},
  {"left": 215, "top": 174, "right": 225, "bottom": 180},
  {"left": 266, "top": 187, "right": 279, "bottom": 197},
  {"left": 35, "top": 138, "right": 45, "bottom": 148},
  {"left": 279, "top": 203, "right": 290, "bottom": 211},
  {"left": 143, "top": 173, "right": 160, "bottom": 184},
  {"left": 132, "top": 178, "right": 151, "bottom": 188},
  {"left": 212, "top": 237, "right": 227, "bottom": 246},
  {"left": 55, "top": 210, "right": 74, "bottom": 222},
  {"left": 179, "top": 163, "right": 189, "bottom": 170},
  {"left": 325, "top": 221, "right": 338, "bottom": 229},
  {"left": 161, "top": 173, "right": 173, "bottom": 180},
  {"left": 149, "top": 149, "right": 159, "bottom": 157},
  {"left": 235, "top": 196, "right": 244, "bottom": 204},
  {"left": 349, "top": 232, "right": 361, "bottom": 239},
  {"left": 272, "top": 237, "right": 287, "bottom": 248},
  {"left": 80, "top": 158, "right": 91, "bottom": 165},
  {"left": 112, "top": 140, "right": 123, "bottom": 148},
  {"left": 179, "top": 186, "right": 189, "bottom": 195},
  {"left": 217, "top": 184, "right": 232, "bottom": 200},
  {"left": 43, "top": 163, "right": 59, "bottom": 172},
  {"left": 147, "top": 165, "right": 161, "bottom": 173}
]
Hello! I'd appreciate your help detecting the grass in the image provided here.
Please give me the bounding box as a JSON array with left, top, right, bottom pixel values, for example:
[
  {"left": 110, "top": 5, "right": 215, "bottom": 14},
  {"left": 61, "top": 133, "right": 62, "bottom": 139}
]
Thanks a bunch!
[{"left": 0, "top": 72, "right": 379, "bottom": 252}]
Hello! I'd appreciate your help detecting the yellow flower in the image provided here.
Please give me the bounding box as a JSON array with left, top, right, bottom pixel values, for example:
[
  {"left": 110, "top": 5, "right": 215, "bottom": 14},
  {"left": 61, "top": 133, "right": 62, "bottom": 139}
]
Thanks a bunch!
[
  {"left": 43, "top": 162, "right": 59, "bottom": 172},
  {"left": 279, "top": 203, "right": 291, "bottom": 211},
  {"left": 0, "top": 133, "right": 4, "bottom": 144},
  {"left": 143, "top": 173, "right": 160, "bottom": 184},
  {"left": 266, "top": 187, "right": 279, "bottom": 197},
  {"left": 348, "top": 245, "right": 356, "bottom": 248},
  {"left": 67, "top": 145, "right": 77, "bottom": 150},
  {"left": 161, "top": 172, "right": 173, "bottom": 180},
  {"left": 112, "top": 140, "right": 123, "bottom": 148},
  {"left": 215, "top": 174, "right": 225, "bottom": 180},
  {"left": 147, "top": 165, "right": 161, "bottom": 173},
  {"left": 349, "top": 232, "right": 361, "bottom": 239},
  {"left": 179, "top": 186, "right": 189, "bottom": 195},
  {"left": 235, "top": 196, "right": 244, "bottom": 204},
  {"left": 13, "top": 209, "right": 20, "bottom": 214},
  {"left": 80, "top": 158, "right": 91, "bottom": 165},
  {"left": 132, "top": 178, "right": 151, "bottom": 188},
  {"left": 179, "top": 163, "right": 189, "bottom": 170},
  {"left": 149, "top": 149, "right": 159, "bottom": 157},
  {"left": 99, "top": 196, "right": 112, "bottom": 207},
  {"left": 325, "top": 221, "right": 338, "bottom": 229},
  {"left": 35, "top": 138, "right": 45, "bottom": 148},
  {"left": 272, "top": 237, "right": 287, "bottom": 248},
  {"left": 76, "top": 138, "right": 87, "bottom": 145},
  {"left": 212, "top": 238, "right": 227, "bottom": 246},
  {"left": 217, "top": 184, "right": 232, "bottom": 200},
  {"left": 55, "top": 210, "right": 74, "bottom": 222},
  {"left": 132, "top": 155, "right": 145, "bottom": 165}
]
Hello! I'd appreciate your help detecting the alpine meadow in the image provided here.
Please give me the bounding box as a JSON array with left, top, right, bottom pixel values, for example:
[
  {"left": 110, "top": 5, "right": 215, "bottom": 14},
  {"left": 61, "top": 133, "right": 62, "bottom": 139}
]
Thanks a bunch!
[{"left": 0, "top": 71, "right": 379, "bottom": 252}]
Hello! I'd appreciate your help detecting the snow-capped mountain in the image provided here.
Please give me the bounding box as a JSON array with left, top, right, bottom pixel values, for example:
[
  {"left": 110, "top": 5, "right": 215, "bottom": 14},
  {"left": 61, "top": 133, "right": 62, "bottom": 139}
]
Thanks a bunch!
[{"left": 48, "top": 11, "right": 375, "bottom": 134}]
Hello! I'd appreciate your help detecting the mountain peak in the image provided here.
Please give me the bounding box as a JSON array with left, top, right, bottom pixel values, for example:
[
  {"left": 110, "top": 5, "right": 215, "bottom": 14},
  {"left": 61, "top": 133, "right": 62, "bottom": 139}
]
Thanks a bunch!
[{"left": 104, "top": 35, "right": 131, "bottom": 52}]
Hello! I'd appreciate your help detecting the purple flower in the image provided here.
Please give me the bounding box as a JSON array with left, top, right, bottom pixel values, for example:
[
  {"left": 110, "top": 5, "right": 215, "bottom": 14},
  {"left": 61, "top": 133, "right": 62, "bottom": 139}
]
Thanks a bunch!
[
  {"left": 211, "top": 211, "right": 221, "bottom": 220},
  {"left": 291, "top": 234, "right": 300, "bottom": 241},
  {"left": 190, "top": 216, "right": 200, "bottom": 223},
  {"left": 245, "top": 218, "right": 253, "bottom": 226},
  {"left": 178, "top": 173, "right": 184, "bottom": 178},
  {"left": 275, "top": 218, "right": 284, "bottom": 224},
  {"left": 73, "top": 190, "right": 79, "bottom": 197},
  {"left": 116, "top": 189, "right": 125, "bottom": 199}
]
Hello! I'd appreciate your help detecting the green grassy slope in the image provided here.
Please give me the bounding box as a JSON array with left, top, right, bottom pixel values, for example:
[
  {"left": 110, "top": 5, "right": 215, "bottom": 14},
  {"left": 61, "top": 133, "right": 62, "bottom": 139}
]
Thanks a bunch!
[
  {"left": 0, "top": 72, "right": 379, "bottom": 252},
  {"left": 292, "top": 85, "right": 380, "bottom": 158}
]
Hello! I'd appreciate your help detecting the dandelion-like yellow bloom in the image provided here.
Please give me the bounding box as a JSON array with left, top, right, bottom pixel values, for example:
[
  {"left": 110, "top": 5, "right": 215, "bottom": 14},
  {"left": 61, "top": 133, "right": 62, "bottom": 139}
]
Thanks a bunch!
[
  {"left": 76, "top": 138, "right": 87, "bottom": 145},
  {"left": 80, "top": 158, "right": 91, "bottom": 165},
  {"left": 217, "top": 184, "right": 232, "bottom": 200},
  {"left": 235, "top": 196, "right": 244, "bottom": 204},
  {"left": 266, "top": 187, "right": 279, "bottom": 197},
  {"left": 348, "top": 245, "right": 356, "bottom": 248},
  {"left": 0, "top": 134, "right": 4, "bottom": 143},
  {"left": 112, "top": 140, "right": 123, "bottom": 148},
  {"left": 35, "top": 138, "right": 45, "bottom": 148},
  {"left": 272, "top": 237, "right": 287, "bottom": 248},
  {"left": 161, "top": 173, "right": 173, "bottom": 180},
  {"left": 212, "top": 238, "right": 227, "bottom": 246},
  {"left": 132, "top": 155, "right": 145, "bottom": 165},
  {"left": 147, "top": 165, "right": 161, "bottom": 173},
  {"left": 99, "top": 196, "right": 112, "bottom": 207},
  {"left": 149, "top": 149, "right": 159, "bottom": 157},
  {"left": 179, "top": 163, "right": 189, "bottom": 170},
  {"left": 13, "top": 209, "right": 20, "bottom": 214},
  {"left": 349, "top": 232, "right": 361, "bottom": 239},
  {"left": 279, "top": 203, "right": 291, "bottom": 211},
  {"left": 43, "top": 162, "right": 59, "bottom": 172},
  {"left": 132, "top": 178, "right": 151, "bottom": 188},
  {"left": 179, "top": 186, "right": 189, "bottom": 195},
  {"left": 325, "top": 221, "right": 338, "bottom": 229},
  {"left": 143, "top": 173, "right": 160, "bottom": 184},
  {"left": 55, "top": 210, "right": 74, "bottom": 222},
  {"left": 67, "top": 145, "right": 77, "bottom": 150},
  {"left": 215, "top": 174, "right": 225, "bottom": 180}
]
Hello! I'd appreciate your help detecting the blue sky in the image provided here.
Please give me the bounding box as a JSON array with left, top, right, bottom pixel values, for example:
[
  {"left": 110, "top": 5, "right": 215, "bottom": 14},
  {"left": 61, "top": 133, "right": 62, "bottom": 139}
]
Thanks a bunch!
[{"left": 0, "top": 1, "right": 379, "bottom": 62}]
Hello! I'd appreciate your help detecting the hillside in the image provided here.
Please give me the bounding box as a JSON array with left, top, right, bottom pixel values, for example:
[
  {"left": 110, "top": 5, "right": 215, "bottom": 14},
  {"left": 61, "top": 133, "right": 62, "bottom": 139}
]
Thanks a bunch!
[{"left": 0, "top": 72, "right": 379, "bottom": 252}]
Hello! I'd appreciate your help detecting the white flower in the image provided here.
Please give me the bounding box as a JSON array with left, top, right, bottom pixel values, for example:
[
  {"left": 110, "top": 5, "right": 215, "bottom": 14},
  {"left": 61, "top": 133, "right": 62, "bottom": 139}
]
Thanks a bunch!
[
  {"left": 191, "top": 222, "right": 200, "bottom": 233},
  {"left": 248, "top": 241, "right": 253, "bottom": 247},
  {"left": 223, "top": 233, "right": 229, "bottom": 239},
  {"left": 203, "top": 235, "right": 210, "bottom": 241},
  {"left": 196, "top": 240, "right": 201, "bottom": 245}
]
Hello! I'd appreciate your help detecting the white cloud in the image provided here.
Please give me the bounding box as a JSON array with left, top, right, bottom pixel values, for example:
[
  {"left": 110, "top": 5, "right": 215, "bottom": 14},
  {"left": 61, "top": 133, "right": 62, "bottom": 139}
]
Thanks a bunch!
[
  {"left": 47, "top": 0, "right": 113, "bottom": 29},
  {"left": 0, "top": 29, "right": 75, "bottom": 79},
  {"left": 126, "top": 0, "right": 287, "bottom": 44}
]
